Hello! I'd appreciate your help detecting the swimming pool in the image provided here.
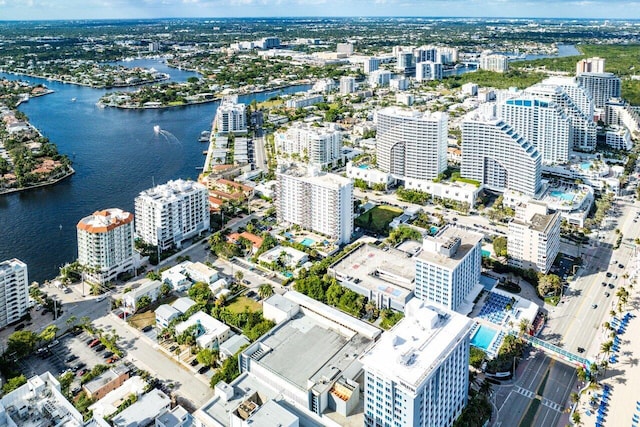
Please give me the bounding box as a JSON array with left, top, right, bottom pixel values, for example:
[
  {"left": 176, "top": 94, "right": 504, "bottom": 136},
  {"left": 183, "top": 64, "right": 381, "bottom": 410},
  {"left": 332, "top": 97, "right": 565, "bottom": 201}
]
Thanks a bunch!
[
  {"left": 358, "top": 164, "right": 370, "bottom": 169},
  {"left": 300, "top": 238, "right": 315, "bottom": 247},
  {"left": 471, "top": 325, "right": 498, "bottom": 351},
  {"left": 550, "top": 190, "right": 575, "bottom": 202},
  {"left": 579, "top": 162, "right": 592, "bottom": 170},
  {"left": 481, "top": 250, "right": 491, "bottom": 258}
]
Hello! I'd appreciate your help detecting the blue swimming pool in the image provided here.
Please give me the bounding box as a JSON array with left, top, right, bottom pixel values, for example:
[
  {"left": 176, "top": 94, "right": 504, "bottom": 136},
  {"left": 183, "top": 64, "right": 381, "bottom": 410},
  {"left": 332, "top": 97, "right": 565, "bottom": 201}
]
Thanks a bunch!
[
  {"left": 471, "top": 325, "right": 498, "bottom": 351},
  {"left": 550, "top": 190, "right": 575, "bottom": 202},
  {"left": 358, "top": 164, "right": 370, "bottom": 169},
  {"left": 300, "top": 238, "right": 315, "bottom": 247},
  {"left": 579, "top": 162, "right": 592, "bottom": 170},
  {"left": 481, "top": 250, "right": 491, "bottom": 258}
]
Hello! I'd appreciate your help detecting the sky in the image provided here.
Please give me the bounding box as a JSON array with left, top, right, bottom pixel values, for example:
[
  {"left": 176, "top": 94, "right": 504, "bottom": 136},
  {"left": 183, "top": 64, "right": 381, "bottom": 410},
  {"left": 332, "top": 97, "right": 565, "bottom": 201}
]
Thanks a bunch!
[{"left": 2, "top": 0, "right": 640, "bottom": 21}]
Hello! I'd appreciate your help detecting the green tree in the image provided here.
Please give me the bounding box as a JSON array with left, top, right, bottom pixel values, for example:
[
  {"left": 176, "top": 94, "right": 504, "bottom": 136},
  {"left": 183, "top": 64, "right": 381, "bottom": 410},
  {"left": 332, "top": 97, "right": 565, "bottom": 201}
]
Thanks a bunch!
[
  {"left": 2, "top": 375, "right": 27, "bottom": 394},
  {"left": 188, "top": 281, "right": 212, "bottom": 304},
  {"left": 493, "top": 236, "right": 508, "bottom": 258},
  {"left": 136, "top": 295, "right": 152, "bottom": 311},
  {"left": 7, "top": 330, "right": 38, "bottom": 358},
  {"left": 38, "top": 325, "right": 59, "bottom": 342},
  {"left": 196, "top": 348, "right": 219, "bottom": 367},
  {"left": 537, "top": 273, "right": 562, "bottom": 297},
  {"left": 258, "top": 284, "right": 274, "bottom": 299}
]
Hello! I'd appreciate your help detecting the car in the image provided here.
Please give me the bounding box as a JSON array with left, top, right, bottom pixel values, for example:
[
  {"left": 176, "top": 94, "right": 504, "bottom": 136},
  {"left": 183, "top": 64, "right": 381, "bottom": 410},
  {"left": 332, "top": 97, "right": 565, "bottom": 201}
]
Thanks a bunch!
[
  {"left": 106, "top": 356, "right": 118, "bottom": 364},
  {"left": 88, "top": 339, "right": 100, "bottom": 348},
  {"left": 605, "top": 292, "right": 610, "bottom": 297},
  {"left": 118, "top": 311, "right": 126, "bottom": 319},
  {"left": 66, "top": 354, "right": 78, "bottom": 362},
  {"left": 606, "top": 272, "right": 612, "bottom": 278},
  {"left": 609, "top": 283, "right": 615, "bottom": 289},
  {"left": 77, "top": 369, "right": 89, "bottom": 377},
  {"left": 35, "top": 304, "right": 42, "bottom": 311},
  {"left": 246, "top": 291, "right": 256, "bottom": 298},
  {"left": 14, "top": 323, "right": 25, "bottom": 331},
  {"left": 94, "top": 344, "right": 106, "bottom": 352},
  {"left": 47, "top": 339, "right": 59, "bottom": 348},
  {"left": 591, "top": 304, "right": 598, "bottom": 309},
  {"left": 602, "top": 281, "right": 607, "bottom": 287},
  {"left": 577, "top": 347, "right": 585, "bottom": 353},
  {"left": 190, "top": 359, "right": 199, "bottom": 366},
  {"left": 71, "top": 387, "right": 81, "bottom": 395},
  {"left": 619, "top": 264, "right": 624, "bottom": 269},
  {"left": 198, "top": 366, "right": 210, "bottom": 374},
  {"left": 63, "top": 287, "right": 72, "bottom": 294},
  {"left": 242, "top": 279, "right": 251, "bottom": 285},
  {"left": 169, "top": 345, "right": 178, "bottom": 352},
  {"left": 103, "top": 351, "right": 113, "bottom": 359},
  {"left": 96, "top": 296, "right": 105, "bottom": 302},
  {"left": 142, "top": 325, "right": 153, "bottom": 333},
  {"left": 452, "top": 217, "right": 458, "bottom": 221}
]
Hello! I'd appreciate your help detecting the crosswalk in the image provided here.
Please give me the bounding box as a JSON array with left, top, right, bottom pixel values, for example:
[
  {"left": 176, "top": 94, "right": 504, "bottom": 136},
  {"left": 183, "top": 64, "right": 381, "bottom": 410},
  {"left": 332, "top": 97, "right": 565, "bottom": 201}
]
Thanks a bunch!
[{"left": 512, "top": 386, "right": 563, "bottom": 413}]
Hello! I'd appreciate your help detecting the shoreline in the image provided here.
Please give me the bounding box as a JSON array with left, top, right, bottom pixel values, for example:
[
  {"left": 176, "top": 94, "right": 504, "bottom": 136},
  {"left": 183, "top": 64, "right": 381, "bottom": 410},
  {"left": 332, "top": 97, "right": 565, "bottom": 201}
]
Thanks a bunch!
[
  {"left": 98, "top": 81, "right": 313, "bottom": 110},
  {"left": 0, "top": 69, "right": 170, "bottom": 89},
  {"left": 0, "top": 166, "right": 75, "bottom": 196}
]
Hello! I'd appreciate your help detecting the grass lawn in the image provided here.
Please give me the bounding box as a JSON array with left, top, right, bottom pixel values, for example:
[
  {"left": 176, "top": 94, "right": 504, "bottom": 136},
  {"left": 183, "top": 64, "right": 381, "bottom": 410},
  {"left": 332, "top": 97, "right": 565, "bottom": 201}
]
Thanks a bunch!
[
  {"left": 355, "top": 205, "right": 403, "bottom": 235},
  {"left": 128, "top": 311, "right": 156, "bottom": 329},
  {"left": 226, "top": 296, "right": 262, "bottom": 314},
  {"left": 258, "top": 99, "right": 284, "bottom": 109}
]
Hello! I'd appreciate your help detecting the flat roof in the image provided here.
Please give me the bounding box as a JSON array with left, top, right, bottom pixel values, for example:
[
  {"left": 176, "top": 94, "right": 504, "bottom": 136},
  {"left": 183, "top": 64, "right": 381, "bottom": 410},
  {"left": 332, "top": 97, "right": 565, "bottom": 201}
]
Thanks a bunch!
[
  {"left": 112, "top": 390, "right": 170, "bottom": 427},
  {"left": 417, "top": 225, "right": 483, "bottom": 270},
  {"left": 246, "top": 400, "right": 299, "bottom": 426},
  {"left": 245, "top": 311, "right": 372, "bottom": 392},
  {"left": 359, "top": 299, "right": 472, "bottom": 391},
  {"left": 329, "top": 244, "right": 415, "bottom": 298}
]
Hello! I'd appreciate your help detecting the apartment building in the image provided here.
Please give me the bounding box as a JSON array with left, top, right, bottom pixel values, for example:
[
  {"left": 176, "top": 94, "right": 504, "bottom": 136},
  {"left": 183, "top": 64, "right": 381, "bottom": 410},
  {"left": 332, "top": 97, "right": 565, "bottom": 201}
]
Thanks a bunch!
[
  {"left": 576, "top": 57, "right": 605, "bottom": 74},
  {"left": 340, "top": 76, "right": 356, "bottom": 95},
  {"left": 135, "top": 179, "right": 210, "bottom": 251},
  {"left": 276, "top": 163, "right": 353, "bottom": 244},
  {"left": 415, "top": 60, "right": 443, "bottom": 82},
  {"left": 76, "top": 208, "right": 134, "bottom": 285},
  {"left": 214, "top": 97, "right": 247, "bottom": 135},
  {"left": 508, "top": 202, "right": 561, "bottom": 274},
  {"left": 275, "top": 122, "right": 342, "bottom": 167},
  {"left": 479, "top": 53, "right": 509, "bottom": 73},
  {"left": 0, "top": 258, "right": 29, "bottom": 328},
  {"left": 375, "top": 107, "right": 448, "bottom": 180},
  {"left": 577, "top": 72, "right": 621, "bottom": 108}
]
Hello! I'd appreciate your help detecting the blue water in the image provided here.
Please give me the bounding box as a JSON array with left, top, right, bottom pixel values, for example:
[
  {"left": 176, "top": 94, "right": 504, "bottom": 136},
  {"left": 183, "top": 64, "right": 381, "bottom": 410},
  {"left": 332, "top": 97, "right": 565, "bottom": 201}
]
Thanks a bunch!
[
  {"left": 471, "top": 325, "right": 498, "bottom": 351},
  {"left": 550, "top": 190, "right": 575, "bottom": 202},
  {"left": 300, "top": 238, "right": 314, "bottom": 247},
  {"left": 358, "top": 164, "right": 370, "bottom": 169},
  {"left": 579, "top": 162, "right": 592, "bottom": 170},
  {"left": 481, "top": 250, "right": 491, "bottom": 258},
  {"left": 0, "top": 60, "right": 311, "bottom": 282}
]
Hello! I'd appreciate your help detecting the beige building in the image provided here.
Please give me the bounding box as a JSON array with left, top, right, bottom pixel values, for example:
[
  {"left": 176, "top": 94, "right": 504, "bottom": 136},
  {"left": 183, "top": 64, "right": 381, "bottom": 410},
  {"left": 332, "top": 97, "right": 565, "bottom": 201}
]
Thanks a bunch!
[{"left": 507, "top": 202, "right": 561, "bottom": 274}]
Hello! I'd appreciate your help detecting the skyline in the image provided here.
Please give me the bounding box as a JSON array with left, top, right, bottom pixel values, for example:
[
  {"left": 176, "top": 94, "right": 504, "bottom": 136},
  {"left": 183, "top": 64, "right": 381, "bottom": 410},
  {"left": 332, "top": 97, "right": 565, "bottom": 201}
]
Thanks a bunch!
[{"left": 3, "top": 0, "right": 640, "bottom": 21}]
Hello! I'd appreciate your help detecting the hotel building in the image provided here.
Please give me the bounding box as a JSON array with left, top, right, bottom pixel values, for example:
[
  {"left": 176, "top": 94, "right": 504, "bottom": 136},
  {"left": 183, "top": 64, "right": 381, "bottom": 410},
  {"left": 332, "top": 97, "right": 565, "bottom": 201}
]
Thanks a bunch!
[
  {"left": 77, "top": 208, "right": 134, "bottom": 285},
  {"left": 576, "top": 72, "right": 621, "bottom": 108},
  {"left": 275, "top": 122, "right": 342, "bottom": 167},
  {"left": 461, "top": 113, "right": 542, "bottom": 196},
  {"left": 135, "top": 179, "right": 210, "bottom": 251},
  {"left": 414, "top": 225, "right": 483, "bottom": 312},
  {"left": 360, "top": 298, "right": 472, "bottom": 427}
]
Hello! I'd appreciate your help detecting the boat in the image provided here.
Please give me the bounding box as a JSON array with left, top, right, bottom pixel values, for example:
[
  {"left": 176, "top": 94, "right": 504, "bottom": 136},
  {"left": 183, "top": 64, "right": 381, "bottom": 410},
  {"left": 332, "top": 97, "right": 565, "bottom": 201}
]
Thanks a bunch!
[
  {"left": 198, "top": 131, "right": 211, "bottom": 142},
  {"left": 71, "top": 97, "right": 77, "bottom": 102},
  {"left": 153, "top": 125, "right": 161, "bottom": 134}
]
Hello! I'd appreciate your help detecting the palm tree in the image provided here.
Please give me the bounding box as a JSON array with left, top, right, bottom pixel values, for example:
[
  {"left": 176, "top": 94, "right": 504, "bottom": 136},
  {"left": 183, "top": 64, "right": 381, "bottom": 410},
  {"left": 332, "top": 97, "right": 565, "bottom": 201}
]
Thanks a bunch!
[
  {"left": 600, "top": 341, "right": 613, "bottom": 359},
  {"left": 599, "top": 360, "right": 609, "bottom": 378},
  {"left": 576, "top": 366, "right": 588, "bottom": 382},
  {"left": 258, "top": 284, "right": 274, "bottom": 299},
  {"left": 570, "top": 391, "right": 580, "bottom": 404}
]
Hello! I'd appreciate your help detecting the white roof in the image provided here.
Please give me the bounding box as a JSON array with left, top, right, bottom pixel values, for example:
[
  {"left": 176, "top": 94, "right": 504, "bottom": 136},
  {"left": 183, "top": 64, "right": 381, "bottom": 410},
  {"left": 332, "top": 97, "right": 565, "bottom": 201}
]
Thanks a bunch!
[
  {"left": 172, "top": 297, "right": 196, "bottom": 314},
  {"left": 175, "top": 311, "right": 230, "bottom": 338},
  {"left": 264, "top": 293, "right": 298, "bottom": 313},
  {"left": 112, "top": 390, "right": 170, "bottom": 427},
  {"left": 128, "top": 279, "right": 162, "bottom": 300},
  {"left": 359, "top": 298, "right": 472, "bottom": 390},
  {"left": 155, "top": 304, "right": 180, "bottom": 320}
]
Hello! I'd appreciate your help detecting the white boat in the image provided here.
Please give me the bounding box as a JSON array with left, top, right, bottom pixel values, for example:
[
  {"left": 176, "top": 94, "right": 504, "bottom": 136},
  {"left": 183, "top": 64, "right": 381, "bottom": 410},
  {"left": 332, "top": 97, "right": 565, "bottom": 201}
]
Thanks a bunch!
[
  {"left": 198, "top": 131, "right": 211, "bottom": 142},
  {"left": 153, "top": 125, "right": 161, "bottom": 134},
  {"left": 71, "top": 97, "right": 77, "bottom": 102}
]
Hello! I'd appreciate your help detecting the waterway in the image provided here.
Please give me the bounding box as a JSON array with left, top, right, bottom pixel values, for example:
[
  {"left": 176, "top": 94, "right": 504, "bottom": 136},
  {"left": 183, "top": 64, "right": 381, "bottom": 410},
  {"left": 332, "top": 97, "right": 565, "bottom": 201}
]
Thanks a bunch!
[{"left": 0, "top": 59, "right": 310, "bottom": 282}]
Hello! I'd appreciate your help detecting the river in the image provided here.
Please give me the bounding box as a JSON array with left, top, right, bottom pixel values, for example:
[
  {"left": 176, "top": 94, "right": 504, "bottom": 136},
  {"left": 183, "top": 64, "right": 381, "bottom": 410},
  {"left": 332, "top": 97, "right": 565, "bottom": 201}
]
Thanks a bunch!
[{"left": 0, "top": 59, "right": 310, "bottom": 282}]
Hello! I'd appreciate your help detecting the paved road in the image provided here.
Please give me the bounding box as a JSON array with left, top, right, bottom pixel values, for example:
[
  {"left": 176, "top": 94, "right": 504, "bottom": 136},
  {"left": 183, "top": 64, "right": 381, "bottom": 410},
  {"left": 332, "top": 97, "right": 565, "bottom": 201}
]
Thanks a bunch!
[
  {"left": 254, "top": 136, "right": 268, "bottom": 171},
  {"left": 93, "top": 313, "right": 214, "bottom": 407}
]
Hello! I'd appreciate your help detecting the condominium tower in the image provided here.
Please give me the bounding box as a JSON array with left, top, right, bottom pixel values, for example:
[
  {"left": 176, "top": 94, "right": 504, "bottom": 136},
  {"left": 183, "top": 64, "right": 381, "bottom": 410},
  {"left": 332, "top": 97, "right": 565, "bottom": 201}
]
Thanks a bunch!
[
  {"left": 415, "top": 61, "right": 443, "bottom": 82},
  {"left": 214, "top": 97, "right": 247, "bottom": 135},
  {"left": 376, "top": 107, "right": 448, "bottom": 180},
  {"left": 498, "top": 98, "right": 572, "bottom": 165},
  {"left": 360, "top": 298, "right": 472, "bottom": 427},
  {"left": 135, "top": 179, "right": 210, "bottom": 251},
  {"left": 77, "top": 208, "right": 134, "bottom": 285},
  {"left": 414, "top": 225, "right": 483, "bottom": 311},
  {"left": 576, "top": 57, "right": 605, "bottom": 75},
  {"left": 276, "top": 164, "right": 353, "bottom": 244},
  {"left": 340, "top": 76, "right": 356, "bottom": 95},
  {"left": 479, "top": 53, "right": 509, "bottom": 73},
  {"left": 577, "top": 72, "right": 621, "bottom": 108},
  {"left": 0, "top": 258, "right": 29, "bottom": 328},
  {"left": 461, "top": 113, "right": 542, "bottom": 196},
  {"left": 275, "top": 122, "right": 342, "bottom": 167},
  {"left": 508, "top": 203, "right": 561, "bottom": 274}
]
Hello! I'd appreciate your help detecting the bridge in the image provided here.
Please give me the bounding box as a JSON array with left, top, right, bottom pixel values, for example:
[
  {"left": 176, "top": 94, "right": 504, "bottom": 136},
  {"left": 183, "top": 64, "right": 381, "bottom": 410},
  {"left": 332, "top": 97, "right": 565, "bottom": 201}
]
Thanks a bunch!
[{"left": 515, "top": 333, "right": 592, "bottom": 369}]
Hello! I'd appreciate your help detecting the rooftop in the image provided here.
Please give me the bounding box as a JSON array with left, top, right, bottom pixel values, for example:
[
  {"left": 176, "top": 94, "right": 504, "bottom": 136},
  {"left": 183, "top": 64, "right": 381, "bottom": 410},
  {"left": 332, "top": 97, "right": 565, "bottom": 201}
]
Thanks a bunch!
[
  {"left": 112, "top": 390, "right": 170, "bottom": 427},
  {"left": 359, "top": 299, "right": 472, "bottom": 391},
  {"left": 76, "top": 208, "right": 133, "bottom": 234},
  {"left": 417, "top": 225, "right": 482, "bottom": 270}
]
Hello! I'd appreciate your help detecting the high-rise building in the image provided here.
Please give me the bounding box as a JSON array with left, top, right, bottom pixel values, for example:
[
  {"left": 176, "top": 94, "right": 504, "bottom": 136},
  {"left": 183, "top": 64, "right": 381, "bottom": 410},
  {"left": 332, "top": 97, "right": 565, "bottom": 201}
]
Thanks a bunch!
[
  {"left": 274, "top": 122, "right": 342, "bottom": 167},
  {"left": 368, "top": 69, "right": 392, "bottom": 87},
  {"left": 414, "top": 226, "right": 483, "bottom": 311},
  {"left": 214, "top": 97, "right": 247, "bottom": 135},
  {"left": 415, "top": 61, "right": 443, "bottom": 82},
  {"left": 135, "top": 179, "right": 210, "bottom": 251},
  {"left": 360, "top": 298, "right": 472, "bottom": 427},
  {"left": 461, "top": 113, "right": 541, "bottom": 196},
  {"left": 437, "top": 46, "right": 459, "bottom": 64},
  {"left": 376, "top": 107, "right": 448, "bottom": 180},
  {"left": 0, "top": 258, "right": 29, "bottom": 328},
  {"left": 396, "top": 51, "right": 415, "bottom": 71},
  {"left": 336, "top": 42, "right": 354, "bottom": 55},
  {"left": 479, "top": 53, "right": 509, "bottom": 73},
  {"left": 340, "top": 76, "right": 356, "bottom": 95},
  {"left": 363, "top": 57, "right": 380, "bottom": 74},
  {"left": 77, "top": 209, "right": 134, "bottom": 285},
  {"left": 576, "top": 57, "right": 605, "bottom": 75},
  {"left": 498, "top": 98, "right": 571, "bottom": 165},
  {"left": 508, "top": 202, "right": 561, "bottom": 273},
  {"left": 276, "top": 164, "right": 353, "bottom": 244},
  {"left": 414, "top": 46, "right": 438, "bottom": 63},
  {"left": 605, "top": 98, "right": 640, "bottom": 134},
  {"left": 577, "top": 72, "right": 622, "bottom": 108},
  {"left": 526, "top": 77, "right": 597, "bottom": 152}
]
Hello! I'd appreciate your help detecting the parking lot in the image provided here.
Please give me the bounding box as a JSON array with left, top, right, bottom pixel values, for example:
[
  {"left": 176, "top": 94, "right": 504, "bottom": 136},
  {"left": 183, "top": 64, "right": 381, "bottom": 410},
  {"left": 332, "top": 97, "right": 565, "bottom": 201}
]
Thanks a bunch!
[{"left": 16, "top": 328, "right": 121, "bottom": 395}]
